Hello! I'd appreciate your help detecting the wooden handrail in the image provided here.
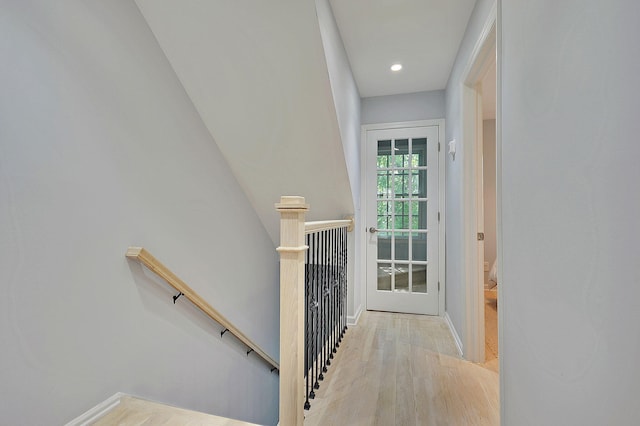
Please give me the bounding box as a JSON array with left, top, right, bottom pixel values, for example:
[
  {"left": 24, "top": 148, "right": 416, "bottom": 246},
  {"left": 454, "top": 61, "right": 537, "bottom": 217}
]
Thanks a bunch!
[
  {"left": 125, "top": 247, "right": 279, "bottom": 371},
  {"left": 305, "top": 217, "right": 354, "bottom": 234}
]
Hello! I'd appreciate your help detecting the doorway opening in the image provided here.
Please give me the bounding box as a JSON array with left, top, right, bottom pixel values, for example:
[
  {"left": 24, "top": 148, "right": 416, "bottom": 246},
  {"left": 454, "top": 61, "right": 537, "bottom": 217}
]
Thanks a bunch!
[
  {"left": 479, "top": 58, "right": 498, "bottom": 372},
  {"left": 362, "top": 120, "right": 446, "bottom": 316},
  {"left": 460, "top": 5, "right": 499, "bottom": 370}
]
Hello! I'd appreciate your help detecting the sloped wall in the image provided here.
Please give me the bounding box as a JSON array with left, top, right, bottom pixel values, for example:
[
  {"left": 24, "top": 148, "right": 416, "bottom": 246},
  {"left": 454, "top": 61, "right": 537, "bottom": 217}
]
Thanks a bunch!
[
  {"left": 315, "top": 0, "right": 361, "bottom": 207},
  {"left": 136, "top": 0, "right": 355, "bottom": 244},
  {"left": 314, "top": 0, "right": 363, "bottom": 320},
  {"left": 0, "top": 1, "right": 278, "bottom": 424}
]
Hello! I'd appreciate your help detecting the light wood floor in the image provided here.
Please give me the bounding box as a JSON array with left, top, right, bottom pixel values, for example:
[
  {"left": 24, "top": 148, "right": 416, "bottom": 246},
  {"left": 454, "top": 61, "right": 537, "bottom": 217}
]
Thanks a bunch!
[
  {"left": 484, "top": 289, "right": 499, "bottom": 373},
  {"left": 304, "top": 311, "right": 499, "bottom": 426},
  {"left": 91, "top": 395, "right": 258, "bottom": 426}
]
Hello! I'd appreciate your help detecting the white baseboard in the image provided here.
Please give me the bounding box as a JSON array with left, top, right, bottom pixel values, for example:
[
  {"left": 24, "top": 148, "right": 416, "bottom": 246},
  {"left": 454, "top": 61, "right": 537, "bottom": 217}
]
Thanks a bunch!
[
  {"left": 347, "top": 304, "right": 363, "bottom": 326},
  {"left": 444, "top": 312, "right": 464, "bottom": 357},
  {"left": 65, "top": 392, "right": 126, "bottom": 426}
]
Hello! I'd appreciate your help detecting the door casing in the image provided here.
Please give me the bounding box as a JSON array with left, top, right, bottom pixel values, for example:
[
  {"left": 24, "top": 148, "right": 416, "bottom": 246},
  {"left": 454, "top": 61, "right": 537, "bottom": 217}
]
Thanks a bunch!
[{"left": 460, "top": 3, "right": 498, "bottom": 364}]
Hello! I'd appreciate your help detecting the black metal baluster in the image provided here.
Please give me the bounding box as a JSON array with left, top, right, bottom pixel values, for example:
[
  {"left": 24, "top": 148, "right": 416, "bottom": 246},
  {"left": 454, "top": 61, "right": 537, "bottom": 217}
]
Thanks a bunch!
[
  {"left": 319, "top": 230, "right": 324, "bottom": 371},
  {"left": 317, "top": 230, "right": 324, "bottom": 381},
  {"left": 312, "top": 236, "right": 316, "bottom": 392},
  {"left": 338, "top": 229, "right": 342, "bottom": 345},
  {"left": 309, "top": 234, "right": 318, "bottom": 398},
  {"left": 336, "top": 228, "right": 340, "bottom": 350},
  {"left": 327, "top": 228, "right": 332, "bottom": 365},
  {"left": 320, "top": 231, "right": 325, "bottom": 378},
  {"left": 340, "top": 226, "right": 344, "bottom": 338},
  {"left": 304, "top": 233, "right": 311, "bottom": 410},
  {"left": 310, "top": 233, "right": 320, "bottom": 399},
  {"left": 318, "top": 229, "right": 324, "bottom": 373},
  {"left": 343, "top": 227, "right": 348, "bottom": 335},
  {"left": 339, "top": 227, "right": 344, "bottom": 340},
  {"left": 324, "top": 229, "right": 330, "bottom": 371},
  {"left": 327, "top": 229, "right": 335, "bottom": 359},
  {"left": 344, "top": 227, "right": 347, "bottom": 335},
  {"left": 313, "top": 232, "right": 322, "bottom": 389},
  {"left": 331, "top": 228, "right": 337, "bottom": 359},
  {"left": 341, "top": 226, "right": 346, "bottom": 340},
  {"left": 330, "top": 228, "right": 334, "bottom": 359},
  {"left": 335, "top": 228, "right": 343, "bottom": 350}
]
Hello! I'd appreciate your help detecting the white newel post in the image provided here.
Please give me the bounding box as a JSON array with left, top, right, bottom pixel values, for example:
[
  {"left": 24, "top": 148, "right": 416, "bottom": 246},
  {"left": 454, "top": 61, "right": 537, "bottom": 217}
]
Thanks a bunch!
[{"left": 275, "top": 196, "right": 309, "bottom": 426}]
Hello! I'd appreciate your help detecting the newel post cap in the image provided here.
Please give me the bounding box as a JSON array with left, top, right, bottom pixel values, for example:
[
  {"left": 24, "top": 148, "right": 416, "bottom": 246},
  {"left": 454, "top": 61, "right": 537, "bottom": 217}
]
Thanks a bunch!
[{"left": 275, "top": 196, "right": 310, "bottom": 212}]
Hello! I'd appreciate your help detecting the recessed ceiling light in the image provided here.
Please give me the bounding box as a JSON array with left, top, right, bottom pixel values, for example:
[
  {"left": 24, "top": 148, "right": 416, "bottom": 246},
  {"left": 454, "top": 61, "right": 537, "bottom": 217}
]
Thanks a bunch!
[{"left": 390, "top": 63, "right": 403, "bottom": 72}]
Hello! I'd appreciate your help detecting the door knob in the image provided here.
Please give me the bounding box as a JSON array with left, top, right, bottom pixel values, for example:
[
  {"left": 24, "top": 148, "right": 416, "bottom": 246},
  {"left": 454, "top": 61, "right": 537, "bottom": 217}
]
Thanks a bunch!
[{"left": 369, "top": 227, "right": 378, "bottom": 233}]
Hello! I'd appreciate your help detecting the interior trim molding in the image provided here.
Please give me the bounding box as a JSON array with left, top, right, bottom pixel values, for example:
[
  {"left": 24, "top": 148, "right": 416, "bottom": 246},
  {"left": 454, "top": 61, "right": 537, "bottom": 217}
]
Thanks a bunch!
[
  {"left": 347, "top": 303, "right": 363, "bottom": 326},
  {"left": 460, "top": 1, "right": 497, "bottom": 364},
  {"left": 65, "top": 392, "right": 125, "bottom": 426},
  {"left": 444, "top": 311, "right": 464, "bottom": 357}
]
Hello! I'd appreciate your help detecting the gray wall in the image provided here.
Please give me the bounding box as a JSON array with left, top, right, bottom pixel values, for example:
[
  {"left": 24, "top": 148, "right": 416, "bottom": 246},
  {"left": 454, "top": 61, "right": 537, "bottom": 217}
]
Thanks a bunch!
[
  {"left": 483, "top": 120, "right": 497, "bottom": 282},
  {"left": 315, "top": 0, "right": 363, "bottom": 321},
  {"left": 136, "top": 0, "right": 355, "bottom": 245},
  {"left": 0, "top": 1, "right": 278, "bottom": 425},
  {"left": 444, "top": 0, "right": 496, "bottom": 355},
  {"left": 501, "top": 0, "right": 640, "bottom": 423},
  {"left": 361, "top": 90, "right": 445, "bottom": 124}
]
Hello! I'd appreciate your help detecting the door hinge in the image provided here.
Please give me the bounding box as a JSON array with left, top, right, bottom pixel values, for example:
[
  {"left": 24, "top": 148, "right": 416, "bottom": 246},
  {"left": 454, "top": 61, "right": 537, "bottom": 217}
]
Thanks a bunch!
[
  {"left": 477, "top": 232, "right": 485, "bottom": 241},
  {"left": 438, "top": 142, "right": 441, "bottom": 152},
  {"left": 438, "top": 281, "right": 440, "bottom": 292},
  {"left": 438, "top": 212, "right": 440, "bottom": 222}
]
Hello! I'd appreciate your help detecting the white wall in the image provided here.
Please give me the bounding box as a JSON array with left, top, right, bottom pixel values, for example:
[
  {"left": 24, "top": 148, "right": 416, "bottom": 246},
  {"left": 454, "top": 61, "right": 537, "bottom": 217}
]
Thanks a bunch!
[
  {"left": 315, "top": 0, "right": 361, "bottom": 208},
  {"left": 361, "top": 90, "right": 445, "bottom": 124},
  {"left": 0, "top": 1, "right": 278, "bottom": 425},
  {"left": 444, "top": 0, "right": 496, "bottom": 354},
  {"left": 314, "top": 0, "right": 363, "bottom": 321},
  {"left": 483, "top": 119, "right": 496, "bottom": 283},
  {"left": 500, "top": 0, "right": 640, "bottom": 423}
]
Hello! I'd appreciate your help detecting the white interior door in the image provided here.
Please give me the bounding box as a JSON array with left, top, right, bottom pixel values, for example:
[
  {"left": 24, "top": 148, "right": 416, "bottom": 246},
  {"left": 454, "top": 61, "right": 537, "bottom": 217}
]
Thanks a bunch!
[{"left": 365, "top": 126, "right": 440, "bottom": 315}]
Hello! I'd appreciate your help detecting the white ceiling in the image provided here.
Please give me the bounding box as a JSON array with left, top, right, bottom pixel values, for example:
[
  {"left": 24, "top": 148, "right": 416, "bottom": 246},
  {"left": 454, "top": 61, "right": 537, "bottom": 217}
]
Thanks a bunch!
[{"left": 329, "top": 0, "right": 477, "bottom": 98}]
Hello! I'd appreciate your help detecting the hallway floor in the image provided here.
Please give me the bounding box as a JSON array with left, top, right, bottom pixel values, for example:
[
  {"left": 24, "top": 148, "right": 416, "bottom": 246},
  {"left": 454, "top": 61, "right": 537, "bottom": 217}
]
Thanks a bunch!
[
  {"left": 304, "top": 311, "right": 499, "bottom": 426},
  {"left": 484, "top": 288, "right": 499, "bottom": 373},
  {"left": 90, "top": 395, "right": 258, "bottom": 425}
]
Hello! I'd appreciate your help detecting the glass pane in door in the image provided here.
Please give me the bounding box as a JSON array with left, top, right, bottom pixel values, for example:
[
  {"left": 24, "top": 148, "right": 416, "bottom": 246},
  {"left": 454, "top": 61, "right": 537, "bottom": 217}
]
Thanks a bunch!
[
  {"left": 394, "top": 264, "right": 410, "bottom": 292},
  {"left": 375, "top": 136, "right": 432, "bottom": 296},
  {"left": 377, "top": 262, "right": 392, "bottom": 291},
  {"left": 411, "top": 265, "right": 427, "bottom": 293}
]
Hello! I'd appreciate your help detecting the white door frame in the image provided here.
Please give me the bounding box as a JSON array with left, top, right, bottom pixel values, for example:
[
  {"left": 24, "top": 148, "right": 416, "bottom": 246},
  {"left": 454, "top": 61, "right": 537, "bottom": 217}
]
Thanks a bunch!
[
  {"left": 460, "top": 4, "right": 497, "bottom": 363},
  {"left": 360, "top": 119, "right": 446, "bottom": 316}
]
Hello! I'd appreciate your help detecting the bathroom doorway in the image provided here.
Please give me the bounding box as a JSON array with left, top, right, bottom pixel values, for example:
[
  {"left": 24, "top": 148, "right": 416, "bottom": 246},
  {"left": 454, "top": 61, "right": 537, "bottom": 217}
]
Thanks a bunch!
[
  {"left": 460, "top": 8, "right": 499, "bottom": 368},
  {"left": 480, "top": 57, "right": 498, "bottom": 372}
]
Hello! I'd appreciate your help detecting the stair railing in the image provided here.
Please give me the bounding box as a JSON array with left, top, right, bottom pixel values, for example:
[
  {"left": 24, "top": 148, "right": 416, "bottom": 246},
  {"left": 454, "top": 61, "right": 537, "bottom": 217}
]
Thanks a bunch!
[
  {"left": 125, "top": 247, "right": 279, "bottom": 371},
  {"left": 276, "top": 196, "right": 353, "bottom": 426}
]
